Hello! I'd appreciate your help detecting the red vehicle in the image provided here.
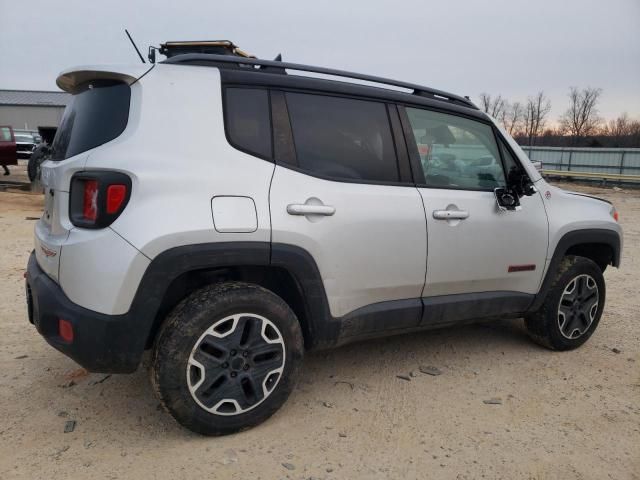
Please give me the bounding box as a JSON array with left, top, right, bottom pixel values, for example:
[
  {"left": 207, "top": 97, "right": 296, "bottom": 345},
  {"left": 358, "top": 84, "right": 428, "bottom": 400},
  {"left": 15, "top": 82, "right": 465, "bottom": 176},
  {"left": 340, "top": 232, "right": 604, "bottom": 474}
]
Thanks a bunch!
[{"left": 0, "top": 126, "right": 18, "bottom": 175}]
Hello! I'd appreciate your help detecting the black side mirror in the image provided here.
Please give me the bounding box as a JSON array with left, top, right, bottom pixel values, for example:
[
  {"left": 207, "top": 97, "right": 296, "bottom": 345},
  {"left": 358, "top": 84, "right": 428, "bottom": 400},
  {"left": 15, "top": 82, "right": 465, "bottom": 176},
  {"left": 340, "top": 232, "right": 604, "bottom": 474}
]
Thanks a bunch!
[
  {"left": 494, "top": 187, "right": 521, "bottom": 211},
  {"left": 507, "top": 168, "right": 536, "bottom": 197}
]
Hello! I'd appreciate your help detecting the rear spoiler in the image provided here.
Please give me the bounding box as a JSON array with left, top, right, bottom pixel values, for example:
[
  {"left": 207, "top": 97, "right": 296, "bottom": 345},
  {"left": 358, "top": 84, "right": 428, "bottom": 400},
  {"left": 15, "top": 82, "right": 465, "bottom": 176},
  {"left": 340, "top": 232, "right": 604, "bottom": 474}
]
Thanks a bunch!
[{"left": 56, "top": 64, "right": 154, "bottom": 93}]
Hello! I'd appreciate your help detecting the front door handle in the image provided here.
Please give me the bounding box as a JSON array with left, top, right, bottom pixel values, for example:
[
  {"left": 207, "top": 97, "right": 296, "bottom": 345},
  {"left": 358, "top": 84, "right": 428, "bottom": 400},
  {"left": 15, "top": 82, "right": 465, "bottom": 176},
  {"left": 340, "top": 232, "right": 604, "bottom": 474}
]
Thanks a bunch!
[
  {"left": 287, "top": 204, "right": 336, "bottom": 216},
  {"left": 433, "top": 209, "right": 469, "bottom": 220}
]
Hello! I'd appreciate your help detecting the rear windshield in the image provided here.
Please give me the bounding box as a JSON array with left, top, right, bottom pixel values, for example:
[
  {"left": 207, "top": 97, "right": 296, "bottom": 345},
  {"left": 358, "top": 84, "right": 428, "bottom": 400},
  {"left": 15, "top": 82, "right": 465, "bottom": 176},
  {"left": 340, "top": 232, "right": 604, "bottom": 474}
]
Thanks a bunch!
[{"left": 50, "top": 80, "right": 131, "bottom": 160}]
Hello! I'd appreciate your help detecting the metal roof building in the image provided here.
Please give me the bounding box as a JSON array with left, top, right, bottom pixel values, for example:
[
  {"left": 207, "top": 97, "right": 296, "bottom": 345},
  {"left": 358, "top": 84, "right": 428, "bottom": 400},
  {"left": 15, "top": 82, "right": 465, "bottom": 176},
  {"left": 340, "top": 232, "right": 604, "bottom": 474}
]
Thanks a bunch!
[{"left": 0, "top": 89, "right": 70, "bottom": 131}]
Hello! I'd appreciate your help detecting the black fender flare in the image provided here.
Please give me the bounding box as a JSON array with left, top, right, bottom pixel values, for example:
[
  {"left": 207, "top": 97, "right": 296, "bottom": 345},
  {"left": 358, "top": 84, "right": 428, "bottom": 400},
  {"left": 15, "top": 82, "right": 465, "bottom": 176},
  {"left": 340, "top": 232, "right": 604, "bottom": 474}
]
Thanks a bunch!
[
  {"left": 528, "top": 228, "right": 621, "bottom": 312},
  {"left": 126, "top": 242, "right": 335, "bottom": 356}
]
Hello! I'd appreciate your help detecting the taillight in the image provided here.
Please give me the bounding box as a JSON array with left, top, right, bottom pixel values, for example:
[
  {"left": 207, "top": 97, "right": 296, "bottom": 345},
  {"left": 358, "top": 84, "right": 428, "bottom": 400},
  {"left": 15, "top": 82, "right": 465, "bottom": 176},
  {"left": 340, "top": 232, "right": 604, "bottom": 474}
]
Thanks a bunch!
[
  {"left": 82, "top": 180, "right": 99, "bottom": 221},
  {"left": 70, "top": 172, "right": 131, "bottom": 228},
  {"left": 106, "top": 184, "right": 127, "bottom": 214}
]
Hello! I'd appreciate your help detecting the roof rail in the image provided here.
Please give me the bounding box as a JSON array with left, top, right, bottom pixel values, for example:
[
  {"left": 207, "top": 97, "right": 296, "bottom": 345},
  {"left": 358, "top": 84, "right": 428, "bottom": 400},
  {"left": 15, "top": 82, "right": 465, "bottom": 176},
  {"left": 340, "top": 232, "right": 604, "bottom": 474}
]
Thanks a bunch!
[{"left": 162, "top": 53, "right": 477, "bottom": 109}]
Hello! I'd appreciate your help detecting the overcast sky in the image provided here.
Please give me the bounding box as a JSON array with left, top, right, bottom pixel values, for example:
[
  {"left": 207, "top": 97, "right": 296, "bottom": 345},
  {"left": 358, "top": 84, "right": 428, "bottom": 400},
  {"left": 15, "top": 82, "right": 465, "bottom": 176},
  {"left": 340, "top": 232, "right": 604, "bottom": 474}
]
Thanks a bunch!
[{"left": 1, "top": 0, "right": 638, "bottom": 122}]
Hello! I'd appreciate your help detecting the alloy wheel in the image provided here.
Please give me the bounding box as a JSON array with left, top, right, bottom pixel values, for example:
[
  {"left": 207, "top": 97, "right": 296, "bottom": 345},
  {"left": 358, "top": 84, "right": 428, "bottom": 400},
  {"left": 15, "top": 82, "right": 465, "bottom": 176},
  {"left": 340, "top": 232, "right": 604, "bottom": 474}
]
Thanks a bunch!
[
  {"left": 557, "top": 274, "right": 599, "bottom": 340},
  {"left": 187, "top": 313, "right": 285, "bottom": 416}
]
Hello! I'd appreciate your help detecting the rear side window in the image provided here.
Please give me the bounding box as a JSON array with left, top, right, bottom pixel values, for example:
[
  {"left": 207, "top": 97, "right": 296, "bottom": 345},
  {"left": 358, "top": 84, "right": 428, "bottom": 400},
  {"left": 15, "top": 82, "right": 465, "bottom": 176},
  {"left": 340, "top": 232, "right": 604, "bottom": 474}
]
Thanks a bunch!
[
  {"left": 285, "top": 92, "right": 399, "bottom": 183},
  {"left": 51, "top": 80, "right": 130, "bottom": 160},
  {"left": 224, "top": 88, "right": 272, "bottom": 159}
]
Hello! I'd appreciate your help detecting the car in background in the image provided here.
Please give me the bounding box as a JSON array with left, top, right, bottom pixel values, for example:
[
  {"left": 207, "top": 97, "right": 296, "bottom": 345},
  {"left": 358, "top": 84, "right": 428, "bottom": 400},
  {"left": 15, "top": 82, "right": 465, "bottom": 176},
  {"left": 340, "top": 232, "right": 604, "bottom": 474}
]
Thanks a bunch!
[
  {"left": 28, "top": 127, "right": 57, "bottom": 182},
  {"left": 0, "top": 126, "right": 18, "bottom": 174},
  {"left": 14, "top": 131, "right": 38, "bottom": 159}
]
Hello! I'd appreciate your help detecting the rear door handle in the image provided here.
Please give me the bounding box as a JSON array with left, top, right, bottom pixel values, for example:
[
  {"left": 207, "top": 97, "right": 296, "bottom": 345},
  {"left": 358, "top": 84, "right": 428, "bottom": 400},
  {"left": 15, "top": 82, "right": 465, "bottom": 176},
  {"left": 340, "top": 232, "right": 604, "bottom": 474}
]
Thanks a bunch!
[
  {"left": 287, "top": 204, "right": 336, "bottom": 216},
  {"left": 433, "top": 209, "right": 469, "bottom": 220}
]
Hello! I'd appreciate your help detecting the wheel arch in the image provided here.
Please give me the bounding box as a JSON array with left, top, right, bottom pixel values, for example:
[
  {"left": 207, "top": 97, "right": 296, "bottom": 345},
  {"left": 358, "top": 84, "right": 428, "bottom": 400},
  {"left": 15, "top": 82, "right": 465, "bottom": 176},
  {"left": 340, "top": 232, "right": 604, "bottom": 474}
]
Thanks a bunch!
[
  {"left": 529, "top": 228, "right": 620, "bottom": 312},
  {"left": 129, "top": 242, "right": 333, "bottom": 353}
]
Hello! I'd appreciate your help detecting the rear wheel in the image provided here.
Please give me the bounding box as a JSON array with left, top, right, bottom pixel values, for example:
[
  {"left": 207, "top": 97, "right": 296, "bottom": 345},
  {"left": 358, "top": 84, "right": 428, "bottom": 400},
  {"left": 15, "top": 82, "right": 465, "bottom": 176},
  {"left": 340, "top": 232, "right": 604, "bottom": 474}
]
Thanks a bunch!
[
  {"left": 525, "top": 255, "right": 605, "bottom": 350},
  {"left": 151, "top": 282, "right": 304, "bottom": 435}
]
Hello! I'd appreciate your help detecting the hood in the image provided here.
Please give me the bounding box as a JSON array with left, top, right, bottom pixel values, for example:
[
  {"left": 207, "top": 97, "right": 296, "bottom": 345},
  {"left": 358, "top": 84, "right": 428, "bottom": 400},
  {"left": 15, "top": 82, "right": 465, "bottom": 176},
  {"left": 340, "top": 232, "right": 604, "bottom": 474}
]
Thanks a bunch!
[{"left": 565, "top": 190, "right": 612, "bottom": 206}]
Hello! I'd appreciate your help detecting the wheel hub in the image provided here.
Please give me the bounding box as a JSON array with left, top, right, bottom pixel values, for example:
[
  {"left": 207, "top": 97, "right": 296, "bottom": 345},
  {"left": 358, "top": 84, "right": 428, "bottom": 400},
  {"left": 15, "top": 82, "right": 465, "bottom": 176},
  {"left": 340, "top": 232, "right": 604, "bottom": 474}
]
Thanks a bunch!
[
  {"left": 186, "top": 313, "right": 286, "bottom": 416},
  {"left": 557, "top": 274, "right": 599, "bottom": 340}
]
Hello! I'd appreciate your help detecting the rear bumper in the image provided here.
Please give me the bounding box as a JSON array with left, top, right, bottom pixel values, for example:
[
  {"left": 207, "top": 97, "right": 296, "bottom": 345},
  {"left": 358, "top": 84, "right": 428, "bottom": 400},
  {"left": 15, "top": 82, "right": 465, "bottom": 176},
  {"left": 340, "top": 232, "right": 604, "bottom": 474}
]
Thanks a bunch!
[{"left": 25, "top": 252, "right": 144, "bottom": 373}]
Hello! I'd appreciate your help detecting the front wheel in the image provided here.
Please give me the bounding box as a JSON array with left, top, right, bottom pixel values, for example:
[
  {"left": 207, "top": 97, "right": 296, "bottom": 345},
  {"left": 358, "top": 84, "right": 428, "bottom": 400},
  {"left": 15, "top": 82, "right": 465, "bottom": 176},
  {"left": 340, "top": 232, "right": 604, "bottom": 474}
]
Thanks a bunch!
[
  {"left": 525, "top": 255, "right": 606, "bottom": 351},
  {"left": 151, "top": 282, "right": 304, "bottom": 435}
]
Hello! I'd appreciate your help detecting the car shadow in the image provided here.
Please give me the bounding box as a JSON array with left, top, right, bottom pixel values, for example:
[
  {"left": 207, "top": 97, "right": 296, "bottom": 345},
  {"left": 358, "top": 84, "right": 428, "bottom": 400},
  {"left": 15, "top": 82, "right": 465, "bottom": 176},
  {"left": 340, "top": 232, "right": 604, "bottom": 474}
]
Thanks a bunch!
[{"left": 41, "top": 317, "right": 534, "bottom": 440}]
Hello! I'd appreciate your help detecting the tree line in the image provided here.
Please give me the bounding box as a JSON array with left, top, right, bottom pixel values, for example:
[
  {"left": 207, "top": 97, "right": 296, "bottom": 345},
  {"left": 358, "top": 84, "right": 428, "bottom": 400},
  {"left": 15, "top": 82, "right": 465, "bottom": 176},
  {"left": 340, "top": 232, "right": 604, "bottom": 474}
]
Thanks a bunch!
[{"left": 478, "top": 88, "right": 640, "bottom": 148}]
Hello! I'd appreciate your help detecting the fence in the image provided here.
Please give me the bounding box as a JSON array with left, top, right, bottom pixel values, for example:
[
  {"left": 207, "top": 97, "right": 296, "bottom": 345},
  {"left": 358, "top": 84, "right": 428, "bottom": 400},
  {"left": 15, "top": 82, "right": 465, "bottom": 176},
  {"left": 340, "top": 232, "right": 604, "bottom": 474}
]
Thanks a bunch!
[{"left": 521, "top": 146, "right": 640, "bottom": 178}]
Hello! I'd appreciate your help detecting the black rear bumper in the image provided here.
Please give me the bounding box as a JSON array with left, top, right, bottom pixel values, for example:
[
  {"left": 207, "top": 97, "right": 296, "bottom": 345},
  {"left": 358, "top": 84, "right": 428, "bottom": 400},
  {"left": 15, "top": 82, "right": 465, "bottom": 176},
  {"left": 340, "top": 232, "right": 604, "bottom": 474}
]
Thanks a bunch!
[{"left": 25, "top": 252, "right": 145, "bottom": 373}]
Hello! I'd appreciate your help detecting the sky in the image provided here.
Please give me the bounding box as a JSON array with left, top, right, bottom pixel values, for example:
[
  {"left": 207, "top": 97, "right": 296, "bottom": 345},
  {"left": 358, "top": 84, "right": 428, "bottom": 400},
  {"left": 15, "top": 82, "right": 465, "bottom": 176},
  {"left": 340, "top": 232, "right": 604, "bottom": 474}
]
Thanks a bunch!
[{"left": 1, "top": 0, "right": 638, "bottom": 122}]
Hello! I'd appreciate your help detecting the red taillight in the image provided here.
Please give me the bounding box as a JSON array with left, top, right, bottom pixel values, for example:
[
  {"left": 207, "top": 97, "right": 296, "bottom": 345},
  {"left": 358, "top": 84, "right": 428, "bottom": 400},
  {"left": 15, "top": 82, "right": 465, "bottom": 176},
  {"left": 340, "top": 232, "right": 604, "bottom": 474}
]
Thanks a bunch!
[
  {"left": 82, "top": 180, "right": 99, "bottom": 221},
  {"left": 58, "top": 319, "right": 74, "bottom": 342},
  {"left": 70, "top": 172, "right": 131, "bottom": 228},
  {"left": 106, "top": 184, "right": 127, "bottom": 214}
]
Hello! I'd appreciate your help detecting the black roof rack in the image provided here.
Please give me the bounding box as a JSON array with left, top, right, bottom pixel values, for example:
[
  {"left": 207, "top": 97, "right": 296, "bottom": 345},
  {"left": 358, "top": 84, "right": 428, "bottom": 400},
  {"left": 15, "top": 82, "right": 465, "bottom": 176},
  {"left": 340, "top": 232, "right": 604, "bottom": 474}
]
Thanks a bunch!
[{"left": 162, "top": 53, "right": 477, "bottom": 109}]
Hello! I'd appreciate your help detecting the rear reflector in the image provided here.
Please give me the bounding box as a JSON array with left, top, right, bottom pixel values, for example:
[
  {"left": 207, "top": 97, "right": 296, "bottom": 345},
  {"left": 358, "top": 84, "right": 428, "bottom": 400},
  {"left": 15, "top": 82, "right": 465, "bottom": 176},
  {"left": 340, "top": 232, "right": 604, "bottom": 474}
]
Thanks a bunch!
[
  {"left": 106, "top": 184, "right": 127, "bottom": 214},
  {"left": 58, "top": 319, "right": 74, "bottom": 342},
  {"left": 82, "top": 180, "right": 99, "bottom": 221}
]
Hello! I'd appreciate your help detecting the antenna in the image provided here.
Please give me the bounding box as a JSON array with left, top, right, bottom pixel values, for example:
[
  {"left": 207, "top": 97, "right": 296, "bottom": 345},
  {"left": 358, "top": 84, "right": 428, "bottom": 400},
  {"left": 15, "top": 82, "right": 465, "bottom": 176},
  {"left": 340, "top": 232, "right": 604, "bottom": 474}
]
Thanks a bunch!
[{"left": 125, "top": 29, "right": 146, "bottom": 63}]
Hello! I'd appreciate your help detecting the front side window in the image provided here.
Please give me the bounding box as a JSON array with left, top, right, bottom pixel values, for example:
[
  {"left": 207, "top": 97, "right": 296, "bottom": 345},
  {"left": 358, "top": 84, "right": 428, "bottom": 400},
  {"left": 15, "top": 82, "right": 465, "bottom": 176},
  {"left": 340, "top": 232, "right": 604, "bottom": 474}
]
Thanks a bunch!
[
  {"left": 405, "top": 107, "right": 506, "bottom": 190},
  {"left": 285, "top": 92, "right": 399, "bottom": 183},
  {"left": 224, "top": 88, "right": 272, "bottom": 159}
]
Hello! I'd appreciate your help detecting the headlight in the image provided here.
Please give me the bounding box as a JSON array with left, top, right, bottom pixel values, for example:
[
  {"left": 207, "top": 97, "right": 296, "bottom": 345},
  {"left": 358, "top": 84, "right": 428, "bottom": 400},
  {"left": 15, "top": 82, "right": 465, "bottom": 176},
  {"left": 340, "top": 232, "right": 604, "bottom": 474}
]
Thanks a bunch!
[{"left": 610, "top": 206, "right": 619, "bottom": 222}]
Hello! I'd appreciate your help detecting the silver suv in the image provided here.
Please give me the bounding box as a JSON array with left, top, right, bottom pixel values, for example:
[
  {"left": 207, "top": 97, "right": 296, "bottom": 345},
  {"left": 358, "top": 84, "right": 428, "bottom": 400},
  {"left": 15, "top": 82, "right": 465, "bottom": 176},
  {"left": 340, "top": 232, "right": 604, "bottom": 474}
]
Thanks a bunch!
[{"left": 25, "top": 48, "right": 622, "bottom": 435}]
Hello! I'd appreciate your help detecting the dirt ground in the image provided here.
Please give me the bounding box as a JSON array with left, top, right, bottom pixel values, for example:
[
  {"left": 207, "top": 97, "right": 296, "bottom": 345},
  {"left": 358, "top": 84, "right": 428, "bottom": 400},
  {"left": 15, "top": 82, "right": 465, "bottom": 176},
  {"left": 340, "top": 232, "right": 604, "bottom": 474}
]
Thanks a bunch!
[{"left": 0, "top": 179, "right": 638, "bottom": 480}]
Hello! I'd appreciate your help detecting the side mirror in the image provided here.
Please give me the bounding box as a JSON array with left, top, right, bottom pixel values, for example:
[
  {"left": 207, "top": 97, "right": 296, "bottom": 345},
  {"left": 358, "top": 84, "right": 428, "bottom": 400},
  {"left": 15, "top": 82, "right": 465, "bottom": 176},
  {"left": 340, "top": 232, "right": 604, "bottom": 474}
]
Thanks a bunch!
[
  {"left": 494, "top": 187, "right": 521, "bottom": 211},
  {"left": 532, "top": 161, "right": 542, "bottom": 171}
]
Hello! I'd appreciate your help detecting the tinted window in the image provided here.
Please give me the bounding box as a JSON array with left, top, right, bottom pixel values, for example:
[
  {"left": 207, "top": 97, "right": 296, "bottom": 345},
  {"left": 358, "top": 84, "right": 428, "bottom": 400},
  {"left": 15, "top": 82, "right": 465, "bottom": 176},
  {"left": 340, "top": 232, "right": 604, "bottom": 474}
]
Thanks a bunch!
[
  {"left": 225, "top": 88, "right": 272, "bottom": 159},
  {"left": 285, "top": 93, "right": 399, "bottom": 182},
  {"left": 51, "top": 80, "right": 130, "bottom": 160},
  {"left": 405, "top": 107, "right": 506, "bottom": 190}
]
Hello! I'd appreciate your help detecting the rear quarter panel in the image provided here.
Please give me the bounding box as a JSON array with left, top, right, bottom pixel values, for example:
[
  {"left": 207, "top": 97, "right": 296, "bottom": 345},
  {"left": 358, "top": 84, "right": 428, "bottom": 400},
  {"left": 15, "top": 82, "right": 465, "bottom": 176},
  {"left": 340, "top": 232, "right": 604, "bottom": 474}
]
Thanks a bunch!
[{"left": 84, "top": 65, "right": 274, "bottom": 259}]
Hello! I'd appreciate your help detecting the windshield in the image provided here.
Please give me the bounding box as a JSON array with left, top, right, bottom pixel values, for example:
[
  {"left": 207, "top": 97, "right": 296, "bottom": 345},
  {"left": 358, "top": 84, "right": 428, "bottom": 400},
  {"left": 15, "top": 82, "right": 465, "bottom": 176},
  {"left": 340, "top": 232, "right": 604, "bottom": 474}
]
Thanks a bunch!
[
  {"left": 15, "top": 134, "right": 34, "bottom": 143},
  {"left": 50, "top": 80, "right": 131, "bottom": 160}
]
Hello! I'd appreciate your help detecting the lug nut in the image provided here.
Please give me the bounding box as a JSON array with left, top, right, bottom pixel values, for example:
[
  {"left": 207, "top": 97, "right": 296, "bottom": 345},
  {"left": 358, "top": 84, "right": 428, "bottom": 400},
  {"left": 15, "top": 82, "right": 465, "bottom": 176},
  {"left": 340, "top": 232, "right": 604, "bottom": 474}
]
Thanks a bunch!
[
  {"left": 230, "top": 350, "right": 237, "bottom": 356},
  {"left": 231, "top": 372, "right": 237, "bottom": 378},
  {"left": 222, "top": 362, "right": 229, "bottom": 368},
  {"left": 243, "top": 364, "right": 249, "bottom": 370},
  {"left": 242, "top": 351, "right": 248, "bottom": 357}
]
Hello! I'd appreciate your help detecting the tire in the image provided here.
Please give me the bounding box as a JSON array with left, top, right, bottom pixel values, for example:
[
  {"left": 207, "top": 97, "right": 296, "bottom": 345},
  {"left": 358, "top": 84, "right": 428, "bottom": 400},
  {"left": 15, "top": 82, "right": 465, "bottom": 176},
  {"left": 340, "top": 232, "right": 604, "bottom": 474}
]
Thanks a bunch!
[
  {"left": 27, "top": 145, "right": 48, "bottom": 182},
  {"left": 525, "top": 255, "right": 605, "bottom": 351},
  {"left": 151, "top": 281, "right": 304, "bottom": 436}
]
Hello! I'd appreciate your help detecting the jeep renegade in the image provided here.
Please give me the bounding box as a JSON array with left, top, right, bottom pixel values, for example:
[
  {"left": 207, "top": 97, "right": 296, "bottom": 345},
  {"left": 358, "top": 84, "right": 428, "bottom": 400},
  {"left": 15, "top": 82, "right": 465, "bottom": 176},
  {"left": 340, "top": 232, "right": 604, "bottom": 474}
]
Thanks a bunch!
[{"left": 25, "top": 43, "right": 622, "bottom": 435}]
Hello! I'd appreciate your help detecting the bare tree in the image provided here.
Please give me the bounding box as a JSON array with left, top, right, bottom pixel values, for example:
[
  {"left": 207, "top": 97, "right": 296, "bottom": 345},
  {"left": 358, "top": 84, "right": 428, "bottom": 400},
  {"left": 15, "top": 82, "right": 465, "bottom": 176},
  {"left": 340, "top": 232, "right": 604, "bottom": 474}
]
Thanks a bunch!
[
  {"left": 522, "top": 92, "right": 551, "bottom": 146},
  {"left": 502, "top": 101, "right": 524, "bottom": 136},
  {"left": 559, "top": 86, "right": 603, "bottom": 144},
  {"left": 604, "top": 113, "right": 631, "bottom": 146},
  {"left": 478, "top": 93, "right": 506, "bottom": 119}
]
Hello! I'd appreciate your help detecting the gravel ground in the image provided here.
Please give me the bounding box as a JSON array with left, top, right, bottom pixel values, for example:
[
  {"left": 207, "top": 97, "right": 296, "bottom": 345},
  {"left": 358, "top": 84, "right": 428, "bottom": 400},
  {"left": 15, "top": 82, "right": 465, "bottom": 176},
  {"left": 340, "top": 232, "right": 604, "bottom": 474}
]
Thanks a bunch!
[{"left": 0, "top": 180, "right": 638, "bottom": 480}]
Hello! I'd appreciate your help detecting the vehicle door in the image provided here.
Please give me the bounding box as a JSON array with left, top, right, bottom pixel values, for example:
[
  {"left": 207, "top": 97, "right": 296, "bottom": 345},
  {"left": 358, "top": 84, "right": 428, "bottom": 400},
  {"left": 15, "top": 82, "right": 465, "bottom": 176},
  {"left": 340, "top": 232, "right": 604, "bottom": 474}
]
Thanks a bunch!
[
  {"left": 0, "top": 126, "right": 17, "bottom": 166},
  {"left": 268, "top": 91, "right": 427, "bottom": 332},
  {"left": 400, "top": 106, "right": 548, "bottom": 321}
]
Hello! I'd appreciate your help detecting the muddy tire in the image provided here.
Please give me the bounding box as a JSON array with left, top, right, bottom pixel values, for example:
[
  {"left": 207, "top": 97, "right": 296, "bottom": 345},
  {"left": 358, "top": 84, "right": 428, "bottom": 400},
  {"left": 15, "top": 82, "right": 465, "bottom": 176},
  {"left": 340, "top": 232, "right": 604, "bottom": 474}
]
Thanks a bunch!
[
  {"left": 525, "top": 255, "right": 605, "bottom": 351},
  {"left": 151, "top": 282, "right": 304, "bottom": 436}
]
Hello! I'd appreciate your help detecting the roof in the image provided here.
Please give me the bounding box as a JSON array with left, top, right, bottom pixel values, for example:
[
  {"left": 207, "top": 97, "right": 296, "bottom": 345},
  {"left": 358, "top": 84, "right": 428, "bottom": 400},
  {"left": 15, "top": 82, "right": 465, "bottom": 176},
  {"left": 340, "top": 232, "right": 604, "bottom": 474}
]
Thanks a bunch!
[
  {"left": 163, "top": 53, "right": 477, "bottom": 109},
  {"left": 0, "top": 89, "right": 70, "bottom": 107}
]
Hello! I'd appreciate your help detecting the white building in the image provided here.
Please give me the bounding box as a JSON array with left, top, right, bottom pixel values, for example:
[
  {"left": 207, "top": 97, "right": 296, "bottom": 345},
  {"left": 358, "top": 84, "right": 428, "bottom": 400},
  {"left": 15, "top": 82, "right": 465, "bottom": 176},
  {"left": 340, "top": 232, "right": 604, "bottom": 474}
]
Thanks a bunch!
[{"left": 0, "top": 90, "right": 70, "bottom": 131}]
